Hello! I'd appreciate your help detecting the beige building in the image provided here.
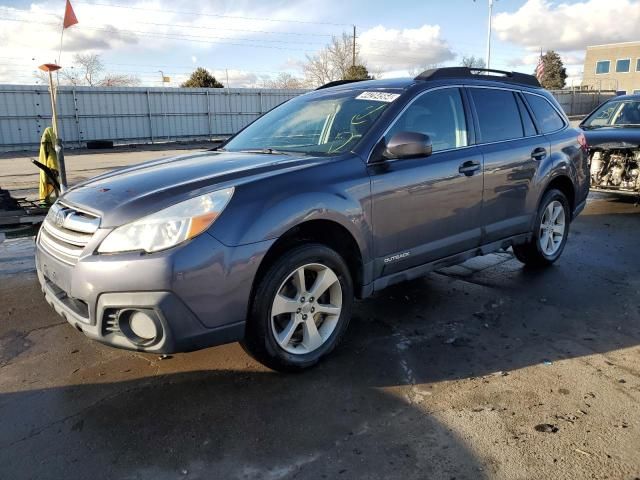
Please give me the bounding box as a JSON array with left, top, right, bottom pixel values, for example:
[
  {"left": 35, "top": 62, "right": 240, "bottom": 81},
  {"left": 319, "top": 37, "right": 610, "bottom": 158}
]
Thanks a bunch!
[{"left": 582, "top": 41, "right": 640, "bottom": 94}]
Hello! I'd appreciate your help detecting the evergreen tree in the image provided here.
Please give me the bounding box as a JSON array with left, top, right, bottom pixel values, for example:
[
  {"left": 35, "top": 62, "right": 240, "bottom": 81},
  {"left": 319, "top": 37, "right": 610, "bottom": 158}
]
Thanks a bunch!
[
  {"left": 344, "top": 65, "right": 372, "bottom": 81},
  {"left": 538, "top": 51, "right": 567, "bottom": 90},
  {"left": 181, "top": 68, "right": 224, "bottom": 88}
]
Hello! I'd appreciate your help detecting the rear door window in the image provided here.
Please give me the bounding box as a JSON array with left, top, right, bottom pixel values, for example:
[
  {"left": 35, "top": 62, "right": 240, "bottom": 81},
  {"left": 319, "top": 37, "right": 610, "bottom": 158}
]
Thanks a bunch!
[
  {"left": 515, "top": 94, "right": 537, "bottom": 137},
  {"left": 524, "top": 93, "right": 565, "bottom": 133},
  {"left": 469, "top": 88, "right": 524, "bottom": 143}
]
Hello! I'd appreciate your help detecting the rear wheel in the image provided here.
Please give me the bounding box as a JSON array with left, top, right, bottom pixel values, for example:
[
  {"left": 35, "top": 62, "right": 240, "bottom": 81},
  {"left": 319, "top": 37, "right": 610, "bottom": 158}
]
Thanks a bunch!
[
  {"left": 513, "top": 189, "right": 570, "bottom": 267},
  {"left": 241, "top": 244, "right": 353, "bottom": 372}
]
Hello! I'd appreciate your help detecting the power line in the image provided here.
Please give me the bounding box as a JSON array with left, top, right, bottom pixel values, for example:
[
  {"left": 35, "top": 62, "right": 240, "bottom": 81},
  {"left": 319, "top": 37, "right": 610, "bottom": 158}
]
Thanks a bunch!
[
  {"left": 0, "top": 17, "right": 315, "bottom": 52},
  {"left": 75, "top": 2, "right": 353, "bottom": 27},
  {"left": 0, "top": 16, "right": 456, "bottom": 60},
  {"left": 79, "top": 17, "right": 337, "bottom": 38}
]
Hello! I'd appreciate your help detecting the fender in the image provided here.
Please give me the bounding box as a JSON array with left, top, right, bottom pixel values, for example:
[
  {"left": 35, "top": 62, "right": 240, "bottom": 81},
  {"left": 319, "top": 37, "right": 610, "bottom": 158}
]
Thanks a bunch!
[{"left": 208, "top": 156, "right": 373, "bottom": 263}]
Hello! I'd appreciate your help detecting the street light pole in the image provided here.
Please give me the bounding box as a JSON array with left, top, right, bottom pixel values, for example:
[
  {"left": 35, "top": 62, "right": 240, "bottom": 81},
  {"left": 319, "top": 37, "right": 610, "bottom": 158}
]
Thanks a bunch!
[{"left": 486, "top": 0, "right": 494, "bottom": 69}]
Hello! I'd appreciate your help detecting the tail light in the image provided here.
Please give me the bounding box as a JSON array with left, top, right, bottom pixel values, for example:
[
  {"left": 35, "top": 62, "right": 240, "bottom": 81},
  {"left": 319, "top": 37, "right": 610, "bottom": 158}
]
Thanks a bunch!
[{"left": 578, "top": 132, "right": 589, "bottom": 153}]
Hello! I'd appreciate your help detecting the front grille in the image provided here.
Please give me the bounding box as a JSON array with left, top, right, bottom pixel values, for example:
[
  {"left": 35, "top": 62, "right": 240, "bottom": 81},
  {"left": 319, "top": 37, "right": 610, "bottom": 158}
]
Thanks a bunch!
[{"left": 38, "top": 202, "right": 100, "bottom": 265}]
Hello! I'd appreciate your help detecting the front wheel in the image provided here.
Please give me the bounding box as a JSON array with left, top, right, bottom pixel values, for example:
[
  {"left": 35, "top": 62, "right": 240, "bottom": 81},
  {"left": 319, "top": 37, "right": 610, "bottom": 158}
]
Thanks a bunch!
[
  {"left": 513, "top": 189, "right": 570, "bottom": 267},
  {"left": 241, "top": 244, "right": 353, "bottom": 372}
]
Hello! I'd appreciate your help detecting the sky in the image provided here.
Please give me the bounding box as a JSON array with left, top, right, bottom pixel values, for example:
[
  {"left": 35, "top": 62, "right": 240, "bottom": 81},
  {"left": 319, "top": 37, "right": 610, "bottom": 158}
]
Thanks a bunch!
[{"left": 0, "top": 0, "right": 639, "bottom": 87}]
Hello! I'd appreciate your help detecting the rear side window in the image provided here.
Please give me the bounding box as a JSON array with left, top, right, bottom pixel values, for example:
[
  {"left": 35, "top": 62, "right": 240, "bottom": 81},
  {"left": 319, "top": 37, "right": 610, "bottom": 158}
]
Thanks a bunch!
[
  {"left": 469, "top": 88, "right": 523, "bottom": 143},
  {"left": 525, "top": 94, "right": 565, "bottom": 133}
]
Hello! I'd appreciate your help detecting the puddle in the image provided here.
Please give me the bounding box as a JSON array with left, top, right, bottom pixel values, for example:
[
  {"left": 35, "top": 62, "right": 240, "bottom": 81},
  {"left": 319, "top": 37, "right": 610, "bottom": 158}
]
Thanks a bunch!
[{"left": 0, "top": 237, "right": 36, "bottom": 276}]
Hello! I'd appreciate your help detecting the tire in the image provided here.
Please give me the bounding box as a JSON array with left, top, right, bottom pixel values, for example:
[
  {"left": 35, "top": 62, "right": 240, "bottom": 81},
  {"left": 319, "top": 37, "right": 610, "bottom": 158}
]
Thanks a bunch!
[
  {"left": 241, "top": 243, "right": 354, "bottom": 372},
  {"left": 513, "top": 188, "right": 570, "bottom": 267}
]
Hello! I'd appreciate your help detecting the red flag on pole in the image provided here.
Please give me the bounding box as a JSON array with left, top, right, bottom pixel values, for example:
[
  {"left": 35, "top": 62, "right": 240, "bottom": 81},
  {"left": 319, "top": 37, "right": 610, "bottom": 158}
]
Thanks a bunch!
[{"left": 63, "top": 0, "right": 78, "bottom": 29}]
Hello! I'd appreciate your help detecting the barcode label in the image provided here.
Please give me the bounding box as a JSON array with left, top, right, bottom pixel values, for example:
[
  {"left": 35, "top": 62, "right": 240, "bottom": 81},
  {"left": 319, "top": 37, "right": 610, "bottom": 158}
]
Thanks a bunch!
[{"left": 355, "top": 92, "right": 400, "bottom": 103}]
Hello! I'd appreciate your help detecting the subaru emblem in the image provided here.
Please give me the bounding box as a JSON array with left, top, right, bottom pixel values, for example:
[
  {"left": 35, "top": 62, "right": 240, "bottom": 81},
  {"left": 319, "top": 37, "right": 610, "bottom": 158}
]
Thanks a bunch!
[{"left": 53, "top": 209, "right": 66, "bottom": 227}]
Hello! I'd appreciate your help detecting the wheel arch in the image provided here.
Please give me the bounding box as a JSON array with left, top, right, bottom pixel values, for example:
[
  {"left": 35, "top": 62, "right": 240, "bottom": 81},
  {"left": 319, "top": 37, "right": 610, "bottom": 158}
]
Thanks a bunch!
[
  {"left": 543, "top": 174, "right": 576, "bottom": 218},
  {"left": 249, "top": 219, "right": 366, "bottom": 312}
]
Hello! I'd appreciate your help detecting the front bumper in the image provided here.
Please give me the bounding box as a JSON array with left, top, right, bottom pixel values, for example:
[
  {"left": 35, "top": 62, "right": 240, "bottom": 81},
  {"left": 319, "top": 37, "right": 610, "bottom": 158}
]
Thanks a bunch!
[{"left": 36, "top": 230, "right": 273, "bottom": 353}]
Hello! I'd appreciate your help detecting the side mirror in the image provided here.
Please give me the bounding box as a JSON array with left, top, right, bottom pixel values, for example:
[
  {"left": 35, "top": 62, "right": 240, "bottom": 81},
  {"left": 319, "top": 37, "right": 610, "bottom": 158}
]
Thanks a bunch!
[{"left": 384, "top": 131, "right": 433, "bottom": 160}]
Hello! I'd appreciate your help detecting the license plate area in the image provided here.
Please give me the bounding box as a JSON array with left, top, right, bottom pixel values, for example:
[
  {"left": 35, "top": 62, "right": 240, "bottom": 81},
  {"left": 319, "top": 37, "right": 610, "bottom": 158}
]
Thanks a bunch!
[
  {"left": 40, "top": 256, "right": 90, "bottom": 321},
  {"left": 40, "top": 258, "right": 71, "bottom": 294}
]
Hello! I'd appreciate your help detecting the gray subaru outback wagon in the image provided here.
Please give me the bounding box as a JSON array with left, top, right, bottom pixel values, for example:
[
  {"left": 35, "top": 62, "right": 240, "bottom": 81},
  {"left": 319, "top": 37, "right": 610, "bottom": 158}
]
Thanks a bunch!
[{"left": 37, "top": 68, "right": 589, "bottom": 371}]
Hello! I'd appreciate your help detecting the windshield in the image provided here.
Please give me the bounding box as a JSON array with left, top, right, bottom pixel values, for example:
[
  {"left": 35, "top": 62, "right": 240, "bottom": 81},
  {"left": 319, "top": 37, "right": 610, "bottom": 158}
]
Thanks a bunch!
[
  {"left": 223, "top": 90, "right": 399, "bottom": 155},
  {"left": 582, "top": 99, "right": 640, "bottom": 128}
]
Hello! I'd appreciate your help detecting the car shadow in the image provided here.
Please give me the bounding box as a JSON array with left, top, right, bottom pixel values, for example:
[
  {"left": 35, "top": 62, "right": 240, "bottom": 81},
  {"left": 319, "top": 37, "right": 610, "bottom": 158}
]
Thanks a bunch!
[{"left": 0, "top": 366, "right": 487, "bottom": 480}]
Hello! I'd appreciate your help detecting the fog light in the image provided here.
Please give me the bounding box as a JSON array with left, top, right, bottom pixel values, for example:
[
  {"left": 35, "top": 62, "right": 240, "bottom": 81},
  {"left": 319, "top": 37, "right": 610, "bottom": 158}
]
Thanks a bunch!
[
  {"left": 129, "top": 311, "right": 158, "bottom": 340},
  {"left": 116, "top": 309, "right": 161, "bottom": 346}
]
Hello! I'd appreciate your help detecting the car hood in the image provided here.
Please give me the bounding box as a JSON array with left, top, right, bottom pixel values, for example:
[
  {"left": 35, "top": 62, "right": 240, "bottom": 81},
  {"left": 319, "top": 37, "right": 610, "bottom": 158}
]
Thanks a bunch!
[
  {"left": 582, "top": 127, "right": 640, "bottom": 149},
  {"left": 61, "top": 150, "right": 319, "bottom": 227}
]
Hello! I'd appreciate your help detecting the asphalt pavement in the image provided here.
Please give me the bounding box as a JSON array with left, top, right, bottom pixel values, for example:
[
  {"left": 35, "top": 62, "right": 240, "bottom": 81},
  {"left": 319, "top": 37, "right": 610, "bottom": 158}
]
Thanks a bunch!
[{"left": 0, "top": 166, "right": 639, "bottom": 478}]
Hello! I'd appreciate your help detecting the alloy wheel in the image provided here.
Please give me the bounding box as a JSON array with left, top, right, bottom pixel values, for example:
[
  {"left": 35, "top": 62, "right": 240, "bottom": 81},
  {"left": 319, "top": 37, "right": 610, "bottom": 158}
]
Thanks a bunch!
[
  {"left": 539, "top": 200, "right": 566, "bottom": 256},
  {"left": 270, "top": 263, "right": 343, "bottom": 355}
]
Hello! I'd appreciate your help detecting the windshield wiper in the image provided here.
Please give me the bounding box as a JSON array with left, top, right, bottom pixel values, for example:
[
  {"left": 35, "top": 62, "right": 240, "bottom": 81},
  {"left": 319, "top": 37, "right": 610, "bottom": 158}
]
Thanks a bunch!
[{"left": 238, "top": 148, "right": 294, "bottom": 155}]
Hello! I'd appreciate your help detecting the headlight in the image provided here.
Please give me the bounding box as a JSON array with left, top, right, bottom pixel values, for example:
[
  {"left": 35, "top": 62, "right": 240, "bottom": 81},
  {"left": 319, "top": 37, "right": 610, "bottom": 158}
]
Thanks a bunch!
[{"left": 98, "top": 187, "right": 234, "bottom": 253}]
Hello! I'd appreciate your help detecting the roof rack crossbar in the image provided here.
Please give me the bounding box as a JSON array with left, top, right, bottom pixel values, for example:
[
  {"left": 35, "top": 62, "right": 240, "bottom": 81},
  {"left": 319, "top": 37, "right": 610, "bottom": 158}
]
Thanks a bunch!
[
  {"left": 414, "top": 67, "right": 541, "bottom": 88},
  {"left": 315, "top": 79, "right": 367, "bottom": 90}
]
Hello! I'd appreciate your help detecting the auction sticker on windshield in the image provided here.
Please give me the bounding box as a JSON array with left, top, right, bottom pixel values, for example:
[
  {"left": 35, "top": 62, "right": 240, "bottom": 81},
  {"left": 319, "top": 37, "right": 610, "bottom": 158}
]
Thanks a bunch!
[{"left": 356, "top": 92, "right": 400, "bottom": 102}]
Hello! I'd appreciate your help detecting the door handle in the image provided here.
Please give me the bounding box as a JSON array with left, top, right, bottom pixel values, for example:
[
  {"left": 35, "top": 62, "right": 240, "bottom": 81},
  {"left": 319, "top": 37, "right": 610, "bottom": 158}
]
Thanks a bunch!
[
  {"left": 458, "top": 160, "right": 481, "bottom": 176},
  {"left": 531, "top": 147, "right": 547, "bottom": 160}
]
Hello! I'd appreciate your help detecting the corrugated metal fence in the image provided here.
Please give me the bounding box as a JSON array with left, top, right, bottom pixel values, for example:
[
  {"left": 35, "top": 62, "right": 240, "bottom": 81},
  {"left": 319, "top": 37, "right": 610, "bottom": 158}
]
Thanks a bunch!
[
  {"left": 548, "top": 89, "right": 616, "bottom": 117},
  {"left": 0, "top": 85, "right": 307, "bottom": 152},
  {"left": 0, "top": 84, "right": 617, "bottom": 152}
]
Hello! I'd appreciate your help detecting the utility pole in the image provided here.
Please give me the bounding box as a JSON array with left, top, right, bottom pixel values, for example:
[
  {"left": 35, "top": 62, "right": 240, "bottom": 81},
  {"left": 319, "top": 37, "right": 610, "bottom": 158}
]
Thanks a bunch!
[
  {"left": 485, "top": 0, "right": 494, "bottom": 69},
  {"left": 352, "top": 24, "right": 357, "bottom": 67}
]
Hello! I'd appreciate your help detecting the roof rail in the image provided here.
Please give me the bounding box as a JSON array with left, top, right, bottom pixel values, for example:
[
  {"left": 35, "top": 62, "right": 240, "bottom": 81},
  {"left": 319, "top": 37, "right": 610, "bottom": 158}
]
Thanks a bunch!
[
  {"left": 315, "top": 79, "right": 367, "bottom": 90},
  {"left": 414, "top": 67, "right": 541, "bottom": 88}
]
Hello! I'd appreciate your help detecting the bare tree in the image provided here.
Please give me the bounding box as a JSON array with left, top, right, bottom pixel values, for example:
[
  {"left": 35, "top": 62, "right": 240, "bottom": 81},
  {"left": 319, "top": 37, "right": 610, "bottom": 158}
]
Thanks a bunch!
[
  {"left": 32, "top": 70, "right": 49, "bottom": 85},
  {"left": 327, "top": 32, "right": 358, "bottom": 80},
  {"left": 407, "top": 63, "right": 441, "bottom": 77},
  {"left": 265, "top": 72, "right": 305, "bottom": 89},
  {"left": 461, "top": 55, "right": 486, "bottom": 69},
  {"left": 33, "top": 53, "right": 140, "bottom": 87},
  {"left": 303, "top": 32, "right": 362, "bottom": 87},
  {"left": 303, "top": 48, "right": 334, "bottom": 87},
  {"left": 61, "top": 53, "right": 104, "bottom": 86},
  {"left": 99, "top": 74, "right": 141, "bottom": 87},
  {"left": 368, "top": 66, "right": 384, "bottom": 80}
]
